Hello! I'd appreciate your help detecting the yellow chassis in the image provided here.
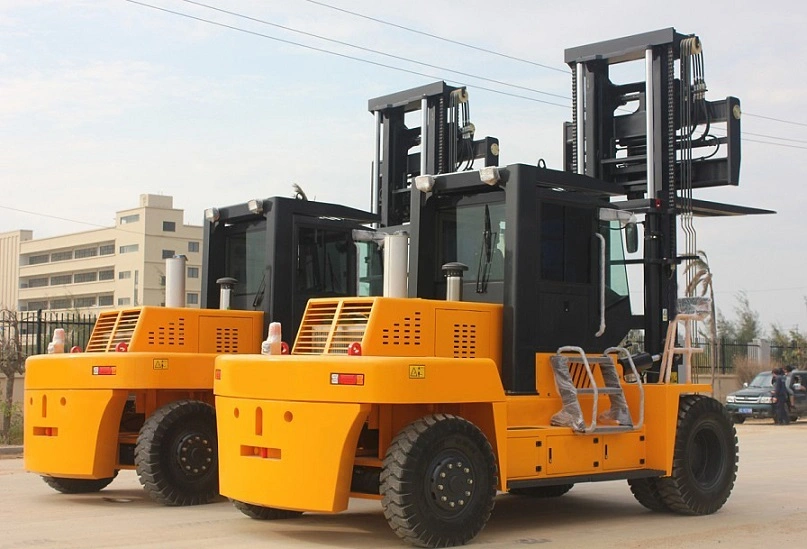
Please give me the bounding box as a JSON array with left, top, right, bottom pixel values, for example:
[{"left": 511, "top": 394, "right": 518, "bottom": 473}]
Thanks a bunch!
[{"left": 215, "top": 352, "right": 709, "bottom": 513}]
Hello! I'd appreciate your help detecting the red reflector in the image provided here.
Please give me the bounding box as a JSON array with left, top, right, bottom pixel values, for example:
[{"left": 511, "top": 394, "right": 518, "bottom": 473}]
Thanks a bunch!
[
  {"left": 45, "top": 427, "right": 52, "bottom": 436},
  {"left": 92, "top": 366, "right": 117, "bottom": 375},
  {"left": 330, "top": 373, "right": 365, "bottom": 386},
  {"left": 115, "top": 342, "right": 128, "bottom": 352},
  {"left": 214, "top": 369, "right": 221, "bottom": 380},
  {"left": 653, "top": 198, "right": 662, "bottom": 209},
  {"left": 347, "top": 342, "right": 362, "bottom": 356},
  {"left": 70, "top": 346, "right": 82, "bottom": 353},
  {"left": 281, "top": 341, "right": 290, "bottom": 355}
]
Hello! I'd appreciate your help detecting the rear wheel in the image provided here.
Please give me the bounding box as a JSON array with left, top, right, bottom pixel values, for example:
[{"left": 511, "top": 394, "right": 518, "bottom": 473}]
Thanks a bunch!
[
  {"left": 657, "top": 395, "right": 738, "bottom": 515},
  {"left": 627, "top": 477, "right": 668, "bottom": 512},
  {"left": 232, "top": 499, "right": 302, "bottom": 520},
  {"left": 135, "top": 400, "right": 218, "bottom": 506},
  {"left": 509, "top": 484, "right": 573, "bottom": 498},
  {"left": 42, "top": 472, "right": 117, "bottom": 494},
  {"left": 380, "top": 414, "right": 497, "bottom": 548}
]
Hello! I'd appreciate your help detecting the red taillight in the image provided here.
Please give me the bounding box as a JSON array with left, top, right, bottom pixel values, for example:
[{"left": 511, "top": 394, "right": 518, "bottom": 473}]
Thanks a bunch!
[
  {"left": 653, "top": 198, "right": 662, "bottom": 209},
  {"left": 70, "top": 346, "right": 82, "bottom": 353},
  {"left": 281, "top": 341, "right": 290, "bottom": 355},
  {"left": 214, "top": 369, "right": 221, "bottom": 380},
  {"left": 330, "top": 373, "right": 365, "bottom": 386},
  {"left": 92, "top": 366, "right": 117, "bottom": 375},
  {"left": 115, "top": 342, "right": 128, "bottom": 352},
  {"left": 347, "top": 342, "right": 362, "bottom": 356}
]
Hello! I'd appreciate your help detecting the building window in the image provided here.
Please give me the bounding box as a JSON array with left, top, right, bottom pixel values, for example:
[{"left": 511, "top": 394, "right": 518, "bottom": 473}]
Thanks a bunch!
[
  {"left": 188, "top": 241, "right": 200, "bottom": 253},
  {"left": 99, "top": 244, "right": 115, "bottom": 255},
  {"left": 50, "top": 274, "right": 72, "bottom": 285},
  {"left": 98, "top": 295, "right": 114, "bottom": 307},
  {"left": 26, "top": 301, "right": 48, "bottom": 311},
  {"left": 74, "top": 272, "right": 98, "bottom": 283},
  {"left": 186, "top": 293, "right": 199, "bottom": 305},
  {"left": 187, "top": 266, "right": 199, "bottom": 279},
  {"left": 163, "top": 221, "right": 176, "bottom": 232},
  {"left": 28, "top": 277, "right": 48, "bottom": 288},
  {"left": 119, "top": 270, "right": 132, "bottom": 279},
  {"left": 119, "top": 244, "right": 139, "bottom": 254},
  {"left": 51, "top": 251, "right": 72, "bottom": 262},
  {"left": 28, "top": 254, "right": 49, "bottom": 265},
  {"left": 50, "top": 299, "right": 71, "bottom": 309},
  {"left": 99, "top": 269, "right": 115, "bottom": 281},
  {"left": 120, "top": 214, "right": 140, "bottom": 224},
  {"left": 117, "top": 297, "right": 131, "bottom": 306},
  {"left": 74, "top": 296, "right": 96, "bottom": 308},
  {"left": 162, "top": 249, "right": 175, "bottom": 259},
  {"left": 74, "top": 247, "right": 97, "bottom": 259}
]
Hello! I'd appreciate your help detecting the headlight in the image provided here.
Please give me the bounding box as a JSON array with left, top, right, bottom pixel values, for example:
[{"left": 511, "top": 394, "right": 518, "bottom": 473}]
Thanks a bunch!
[
  {"left": 726, "top": 395, "right": 735, "bottom": 403},
  {"left": 760, "top": 396, "right": 773, "bottom": 404}
]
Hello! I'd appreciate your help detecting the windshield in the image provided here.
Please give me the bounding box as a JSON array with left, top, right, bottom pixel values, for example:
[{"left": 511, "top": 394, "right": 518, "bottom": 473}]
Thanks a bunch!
[{"left": 748, "top": 372, "right": 773, "bottom": 388}]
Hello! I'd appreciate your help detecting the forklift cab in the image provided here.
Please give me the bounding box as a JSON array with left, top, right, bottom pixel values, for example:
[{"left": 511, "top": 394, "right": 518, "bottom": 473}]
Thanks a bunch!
[
  {"left": 202, "top": 197, "right": 380, "bottom": 343},
  {"left": 410, "top": 163, "right": 637, "bottom": 393}
]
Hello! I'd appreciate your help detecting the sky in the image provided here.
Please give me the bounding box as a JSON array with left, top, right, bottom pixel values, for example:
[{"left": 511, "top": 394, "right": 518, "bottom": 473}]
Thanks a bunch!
[{"left": 1, "top": 0, "right": 806, "bottom": 333}]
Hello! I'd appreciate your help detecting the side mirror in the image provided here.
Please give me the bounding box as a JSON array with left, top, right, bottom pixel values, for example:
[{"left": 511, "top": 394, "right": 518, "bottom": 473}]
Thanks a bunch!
[{"left": 625, "top": 222, "right": 639, "bottom": 254}]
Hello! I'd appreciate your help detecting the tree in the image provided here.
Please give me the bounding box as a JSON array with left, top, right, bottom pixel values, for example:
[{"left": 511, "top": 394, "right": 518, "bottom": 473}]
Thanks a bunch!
[
  {"left": 770, "top": 324, "right": 807, "bottom": 368},
  {"left": 717, "top": 290, "right": 761, "bottom": 344},
  {"left": 0, "top": 309, "right": 26, "bottom": 442}
]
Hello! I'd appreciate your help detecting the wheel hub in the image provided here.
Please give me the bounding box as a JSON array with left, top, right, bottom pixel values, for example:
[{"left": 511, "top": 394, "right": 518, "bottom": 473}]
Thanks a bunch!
[
  {"left": 430, "top": 456, "right": 474, "bottom": 513},
  {"left": 176, "top": 433, "right": 214, "bottom": 479}
]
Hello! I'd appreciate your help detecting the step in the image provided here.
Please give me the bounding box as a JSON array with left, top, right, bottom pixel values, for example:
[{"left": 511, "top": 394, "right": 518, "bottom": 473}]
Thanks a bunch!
[
  {"left": 576, "top": 387, "right": 624, "bottom": 395},
  {"left": 587, "top": 425, "right": 635, "bottom": 434},
  {"left": 560, "top": 356, "right": 614, "bottom": 365}
]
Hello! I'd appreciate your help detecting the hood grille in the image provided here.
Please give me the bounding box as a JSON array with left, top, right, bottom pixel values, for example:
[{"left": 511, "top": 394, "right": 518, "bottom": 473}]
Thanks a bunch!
[{"left": 85, "top": 309, "right": 141, "bottom": 352}]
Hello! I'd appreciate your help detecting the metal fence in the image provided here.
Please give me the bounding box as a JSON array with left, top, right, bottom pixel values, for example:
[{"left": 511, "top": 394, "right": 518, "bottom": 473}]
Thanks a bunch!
[
  {"left": 626, "top": 336, "right": 804, "bottom": 375},
  {"left": 5, "top": 310, "right": 97, "bottom": 358}
]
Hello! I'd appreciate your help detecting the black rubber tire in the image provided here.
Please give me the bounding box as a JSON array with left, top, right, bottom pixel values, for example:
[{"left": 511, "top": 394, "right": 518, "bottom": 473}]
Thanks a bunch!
[
  {"left": 380, "top": 413, "right": 498, "bottom": 548},
  {"left": 509, "top": 484, "right": 573, "bottom": 498},
  {"left": 731, "top": 415, "right": 746, "bottom": 424},
  {"left": 135, "top": 400, "right": 218, "bottom": 506},
  {"left": 42, "top": 472, "right": 117, "bottom": 494},
  {"left": 657, "top": 395, "right": 738, "bottom": 515},
  {"left": 627, "top": 477, "right": 669, "bottom": 512},
  {"left": 232, "top": 499, "right": 303, "bottom": 520}
]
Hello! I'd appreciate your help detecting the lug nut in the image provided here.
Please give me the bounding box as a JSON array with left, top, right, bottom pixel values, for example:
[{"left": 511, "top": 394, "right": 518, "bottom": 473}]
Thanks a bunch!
[
  {"left": 449, "top": 502, "right": 455, "bottom": 508},
  {"left": 441, "top": 496, "right": 447, "bottom": 502},
  {"left": 464, "top": 468, "right": 470, "bottom": 473},
  {"left": 438, "top": 485, "right": 444, "bottom": 491},
  {"left": 459, "top": 500, "right": 465, "bottom": 506}
]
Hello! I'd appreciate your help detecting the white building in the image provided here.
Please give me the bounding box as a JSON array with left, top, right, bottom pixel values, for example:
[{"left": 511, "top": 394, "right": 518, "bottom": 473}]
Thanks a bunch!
[{"left": 0, "top": 194, "right": 203, "bottom": 314}]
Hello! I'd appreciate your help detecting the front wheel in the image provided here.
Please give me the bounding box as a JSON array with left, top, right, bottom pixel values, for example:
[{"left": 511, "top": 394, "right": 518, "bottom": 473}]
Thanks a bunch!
[
  {"left": 42, "top": 472, "right": 117, "bottom": 494},
  {"left": 657, "top": 395, "right": 738, "bottom": 515},
  {"left": 380, "top": 414, "right": 498, "bottom": 548},
  {"left": 135, "top": 400, "right": 218, "bottom": 506}
]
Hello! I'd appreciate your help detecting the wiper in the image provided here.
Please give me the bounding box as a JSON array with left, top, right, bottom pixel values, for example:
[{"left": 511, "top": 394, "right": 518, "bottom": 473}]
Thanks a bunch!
[
  {"left": 476, "top": 204, "right": 492, "bottom": 293},
  {"left": 252, "top": 269, "right": 268, "bottom": 309}
]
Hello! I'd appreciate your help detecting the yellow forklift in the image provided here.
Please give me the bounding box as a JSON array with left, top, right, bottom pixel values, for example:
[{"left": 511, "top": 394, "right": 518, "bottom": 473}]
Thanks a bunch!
[
  {"left": 24, "top": 196, "right": 379, "bottom": 505},
  {"left": 213, "top": 29, "right": 772, "bottom": 546}
]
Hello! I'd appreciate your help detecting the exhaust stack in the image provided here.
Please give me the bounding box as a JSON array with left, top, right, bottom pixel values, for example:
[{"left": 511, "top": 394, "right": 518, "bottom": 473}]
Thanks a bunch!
[
  {"left": 442, "top": 262, "right": 468, "bottom": 301},
  {"left": 165, "top": 255, "right": 187, "bottom": 307},
  {"left": 216, "top": 277, "right": 238, "bottom": 310}
]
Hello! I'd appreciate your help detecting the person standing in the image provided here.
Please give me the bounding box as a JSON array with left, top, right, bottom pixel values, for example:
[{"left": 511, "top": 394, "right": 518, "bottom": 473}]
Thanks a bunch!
[{"left": 773, "top": 368, "right": 790, "bottom": 425}]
